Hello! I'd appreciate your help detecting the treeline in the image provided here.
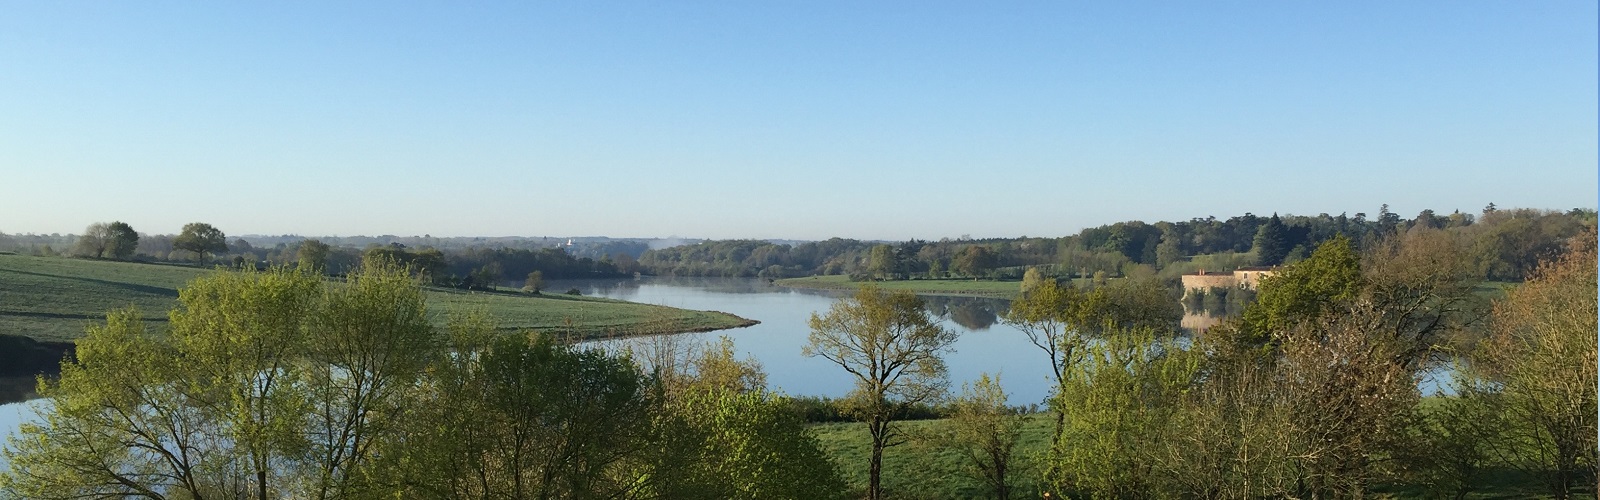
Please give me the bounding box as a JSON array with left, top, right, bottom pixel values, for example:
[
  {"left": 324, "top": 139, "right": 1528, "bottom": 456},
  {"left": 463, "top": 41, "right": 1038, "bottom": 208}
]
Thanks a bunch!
[
  {"left": 1, "top": 263, "right": 848, "bottom": 499},
  {"left": 637, "top": 205, "right": 1597, "bottom": 283},
  {"left": 0, "top": 221, "right": 643, "bottom": 289}
]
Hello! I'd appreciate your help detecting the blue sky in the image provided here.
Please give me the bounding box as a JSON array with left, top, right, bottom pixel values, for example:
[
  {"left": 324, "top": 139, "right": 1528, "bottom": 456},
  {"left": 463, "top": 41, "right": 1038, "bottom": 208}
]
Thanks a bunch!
[{"left": 1, "top": 2, "right": 1594, "bottom": 240}]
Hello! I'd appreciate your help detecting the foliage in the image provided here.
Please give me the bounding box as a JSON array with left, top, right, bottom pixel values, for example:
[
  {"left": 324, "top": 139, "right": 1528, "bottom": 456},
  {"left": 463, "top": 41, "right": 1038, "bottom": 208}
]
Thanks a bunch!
[
  {"left": 1239, "top": 234, "right": 1362, "bottom": 343},
  {"left": 1467, "top": 230, "right": 1598, "bottom": 497},
  {"left": 399, "top": 331, "right": 655, "bottom": 498},
  {"left": 1251, "top": 213, "right": 1290, "bottom": 266},
  {"left": 1048, "top": 327, "right": 1199, "bottom": 498},
  {"left": 173, "top": 222, "right": 229, "bottom": 264},
  {"left": 804, "top": 286, "right": 958, "bottom": 500},
  {"left": 938, "top": 373, "right": 1027, "bottom": 500},
  {"left": 295, "top": 239, "right": 330, "bottom": 273}
]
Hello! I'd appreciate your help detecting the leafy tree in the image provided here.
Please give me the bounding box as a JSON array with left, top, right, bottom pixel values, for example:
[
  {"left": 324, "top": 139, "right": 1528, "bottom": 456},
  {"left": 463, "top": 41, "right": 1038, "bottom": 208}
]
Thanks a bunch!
[
  {"left": 106, "top": 222, "right": 138, "bottom": 259},
  {"left": 952, "top": 245, "right": 998, "bottom": 280},
  {"left": 940, "top": 373, "right": 1026, "bottom": 500},
  {"left": 1239, "top": 234, "right": 1362, "bottom": 343},
  {"left": 0, "top": 264, "right": 453, "bottom": 499},
  {"left": 401, "top": 331, "right": 656, "bottom": 498},
  {"left": 1050, "top": 327, "right": 1199, "bottom": 497},
  {"left": 71, "top": 222, "right": 112, "bottom": 258},
  {"left": 296, "top": 239, "right": 331, "bottom": 273},
  {"left": 522, "top": 270, "right": 544, "bottom": 294},
  {"left": 1470, "top": 231, "right": 1597, "bottom": 498},
  {"left": 173, "top": 222, "right": 228, "bottom": 265},
  {"left": 804, "top": 286, "right": 957, "bottom": 500},
  {"left": 867, "top": 244, "right": 899, "bottom": 280}
]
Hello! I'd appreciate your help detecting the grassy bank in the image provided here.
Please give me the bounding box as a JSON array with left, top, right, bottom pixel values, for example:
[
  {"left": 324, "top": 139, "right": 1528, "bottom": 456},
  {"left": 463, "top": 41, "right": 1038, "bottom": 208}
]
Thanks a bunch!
[
  {"left": 775, "top": 275, "right": 1024, "bottom": 298},
  {"left": 0, "top": 254, "right": 754, "bottom": 343},
  {"left": 810, "top": 415, "right": 1554, "bottom": 499},
  {"left": 809, "top": 415, "right": 1052, "bottom": 499}
]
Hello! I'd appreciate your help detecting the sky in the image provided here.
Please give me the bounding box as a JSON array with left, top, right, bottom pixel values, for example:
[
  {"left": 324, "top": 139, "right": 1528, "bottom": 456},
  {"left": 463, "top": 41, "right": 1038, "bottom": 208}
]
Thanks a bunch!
[{"left": 1, "top": 2, "right": 1595, "bottom": 241}]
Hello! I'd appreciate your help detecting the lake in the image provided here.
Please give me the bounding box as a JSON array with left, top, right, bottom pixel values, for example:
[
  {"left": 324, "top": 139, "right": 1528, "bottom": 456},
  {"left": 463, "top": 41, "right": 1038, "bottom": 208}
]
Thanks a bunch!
[{"left": 564, "top": 277, "right": 1054, "bottom": 406}]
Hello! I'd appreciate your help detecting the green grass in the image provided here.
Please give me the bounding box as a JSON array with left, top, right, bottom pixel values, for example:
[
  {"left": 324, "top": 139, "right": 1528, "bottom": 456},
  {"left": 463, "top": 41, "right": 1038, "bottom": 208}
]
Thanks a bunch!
[
  {"left": 775, "top": 275, "right": 1026, "bottom": 298},
  {"left": 808, "top": 415, "right": 1054, "bottom": 499},
  {"left": 809, "top": 414, "right": 1566, "bottom": 499},
  {"left": 0, "top": 254, "right": 753, "bottom": 343}
]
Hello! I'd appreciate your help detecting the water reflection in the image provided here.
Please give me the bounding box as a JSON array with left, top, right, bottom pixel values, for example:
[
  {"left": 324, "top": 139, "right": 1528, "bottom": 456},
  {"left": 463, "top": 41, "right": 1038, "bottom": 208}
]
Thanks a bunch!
[
  {"left": 922, "top": 296, "right": 1007, "bottom": 331},
  {"left": 0, "top": 376, "right": 40, "bottom": 406}
]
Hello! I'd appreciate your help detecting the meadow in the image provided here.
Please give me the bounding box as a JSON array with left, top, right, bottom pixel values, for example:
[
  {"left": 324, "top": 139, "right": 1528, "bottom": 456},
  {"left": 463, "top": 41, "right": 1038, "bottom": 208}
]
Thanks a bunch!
[
  {"left": 0, "top": 253, "right": 753, "bottom": 343},
  {"left": 810, "top": 414, "right": 1553, "bottom": 499}
]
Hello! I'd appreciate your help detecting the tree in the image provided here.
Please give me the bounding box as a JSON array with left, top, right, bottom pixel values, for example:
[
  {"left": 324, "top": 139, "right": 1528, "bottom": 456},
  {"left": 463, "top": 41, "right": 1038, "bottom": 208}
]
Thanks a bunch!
[
  {"left": 952, "top": 245, "right": 998, "bottom": 280},
  {"left": 522, "top": 270, "right": 544, "bottom": 294},
  {"left": 296, "top": 239, "right": 331, "bottom": 273},
  {"left": 867, "top": 244, "right": 899, "bottom": 281},
  {"left": 399, "top": 331, "right": 656, "bottom": 498},
  {"left": 1239, "top": 234, "right": 1362, "bottom": 343},
  {"left": 1050, "top": 327, "right": 1199, "bottom": 497},
  {"left": 71, "top": 222, "right": 112, "bottom": 258},
  {"left": 1251, "top": 214, "right": 1289, "bottom": 266},
  {"left": 1470, "top": 231, "right": 1597, "bottom": 498},
  {"left": 0, "top": 264, "right": 447, "bottom": 499},
  {"left": 804, "top": 286, "right": 958, "bottom": 500},
  {"left": 174, "top": 222, "right": 228, "bottom": 265},
  {"left": 941, "top": 373, "right": 1025, "bottom": 500}
]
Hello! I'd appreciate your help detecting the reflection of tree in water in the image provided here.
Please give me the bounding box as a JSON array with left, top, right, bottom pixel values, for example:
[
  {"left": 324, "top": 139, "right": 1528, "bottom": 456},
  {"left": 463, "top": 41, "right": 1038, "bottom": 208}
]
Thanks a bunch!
[
  {"left": 0, "top": 375, "right": 41, "bottom": 405},
  {"left": 550, "top": 277, "right": 791, "bottom": 298},
  {"left": 922, "top": 296, "right": 1008, "bottom": 331}
]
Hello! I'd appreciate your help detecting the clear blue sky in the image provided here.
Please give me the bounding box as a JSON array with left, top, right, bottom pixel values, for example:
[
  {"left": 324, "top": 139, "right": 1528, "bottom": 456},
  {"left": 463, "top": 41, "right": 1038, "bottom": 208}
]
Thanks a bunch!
[{"left": 1, "top": 1, "right": 1594, "bottom": 240}]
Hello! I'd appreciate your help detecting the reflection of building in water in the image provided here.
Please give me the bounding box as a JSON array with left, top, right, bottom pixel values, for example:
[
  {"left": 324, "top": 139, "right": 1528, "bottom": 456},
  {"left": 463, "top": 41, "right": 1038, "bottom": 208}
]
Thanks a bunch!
[
  {"left": 1180, "top": 305, "right": 1226, "bottom": 333},
  {"left": 1179, "top": 267, "right": 1276, "bottom": 298}
]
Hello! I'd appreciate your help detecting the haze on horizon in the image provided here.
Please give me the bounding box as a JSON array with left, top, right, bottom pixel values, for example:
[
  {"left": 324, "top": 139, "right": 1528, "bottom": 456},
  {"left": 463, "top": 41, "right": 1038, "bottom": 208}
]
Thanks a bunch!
[{"left": 1, "top": 2, "right": 1594, "bottom": 242}]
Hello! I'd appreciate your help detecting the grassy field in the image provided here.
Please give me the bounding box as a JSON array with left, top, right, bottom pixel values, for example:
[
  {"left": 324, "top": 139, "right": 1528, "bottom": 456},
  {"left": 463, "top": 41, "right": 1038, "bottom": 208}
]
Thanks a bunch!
[
  {"left": 775, "top": 275, "right": 1026, "bottom": 298},
  {"left": 810, "top": 415, "right": 1053, "bottom": 499},
  {"left": 0, "top": 254, "right": 753, "bottom": 343},
  {"left": 810, "top": 415, "right": 1559, "bottom": 499}
]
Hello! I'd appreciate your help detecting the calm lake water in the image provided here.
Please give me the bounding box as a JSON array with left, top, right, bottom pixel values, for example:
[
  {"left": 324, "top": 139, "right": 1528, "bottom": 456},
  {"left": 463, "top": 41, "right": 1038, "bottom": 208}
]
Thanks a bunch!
[{"left": 564, "top": 277, "right": 1053, "bottom": 406}]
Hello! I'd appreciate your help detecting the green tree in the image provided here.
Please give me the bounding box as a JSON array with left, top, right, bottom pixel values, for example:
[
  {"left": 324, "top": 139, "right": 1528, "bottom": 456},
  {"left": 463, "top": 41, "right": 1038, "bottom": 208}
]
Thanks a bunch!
[
  {"left": 71, "top": 222, "right": 112, "bottom": 258},
  {"left": 952, "top": 245, "right": 998, "bottom": 280},
  {"left": 106, "top": 221, "right": 139, "bottom": 259},
  {"left": 522, "top": 270, "right": 544, "bottom": 294},
  {"left": 1251, "top": 213, "right": 1290, "bottom": 266},
  {"left": 401, "top": 332, "right": 656, "bottom": 498},
  {"left": 1470, "top": 233, "right": 1597, "bottom": 498},
  {"left": 1239, "top": 234, "right": 1362, "bottom": 343},
  {"left": 0, "top": 264, "right": 448, "bottom": 499},
  {"left": 804, "top": 286, "right": 957, "bottom": 500},
  {"left": 174, "top": 222, "right": 228, "bottom": 265},
  {"left": 941, "top": 373, "right": 1025, "bottom": 500},
  {"left": 296, "top": 239, "right": 331, "bottom": 273},
  {"left": 1050, "top": 327, "right": 1199, "bottom": 497},
  {"left": 867, "top": 244, "right": 899, "bottom": 281}
]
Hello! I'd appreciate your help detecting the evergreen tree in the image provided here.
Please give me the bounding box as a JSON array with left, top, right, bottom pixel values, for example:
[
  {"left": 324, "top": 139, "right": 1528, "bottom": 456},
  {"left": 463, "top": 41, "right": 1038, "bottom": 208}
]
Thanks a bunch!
[{"left": 1251, "top": 214, "right": 1290, "bottom": 266}]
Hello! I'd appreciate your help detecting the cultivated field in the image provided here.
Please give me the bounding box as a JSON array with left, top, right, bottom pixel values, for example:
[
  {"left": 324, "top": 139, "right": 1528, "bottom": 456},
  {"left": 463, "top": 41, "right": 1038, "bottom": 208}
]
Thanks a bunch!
[{"left": 0, "top": 254, "right": 753, "bottom": 343}]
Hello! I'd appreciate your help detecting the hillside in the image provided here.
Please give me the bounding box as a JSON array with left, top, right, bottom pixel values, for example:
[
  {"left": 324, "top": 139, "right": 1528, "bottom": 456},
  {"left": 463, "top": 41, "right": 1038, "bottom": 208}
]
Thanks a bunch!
[{"left": 0, "top": 254, "right": 754, "bottom": 344}]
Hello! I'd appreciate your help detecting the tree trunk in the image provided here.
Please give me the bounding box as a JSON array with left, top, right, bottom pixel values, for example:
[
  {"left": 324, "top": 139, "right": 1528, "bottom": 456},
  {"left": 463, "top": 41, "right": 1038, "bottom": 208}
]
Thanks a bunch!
[{"left": 869, "top": 442, "right": 884, "bottom": 500}]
